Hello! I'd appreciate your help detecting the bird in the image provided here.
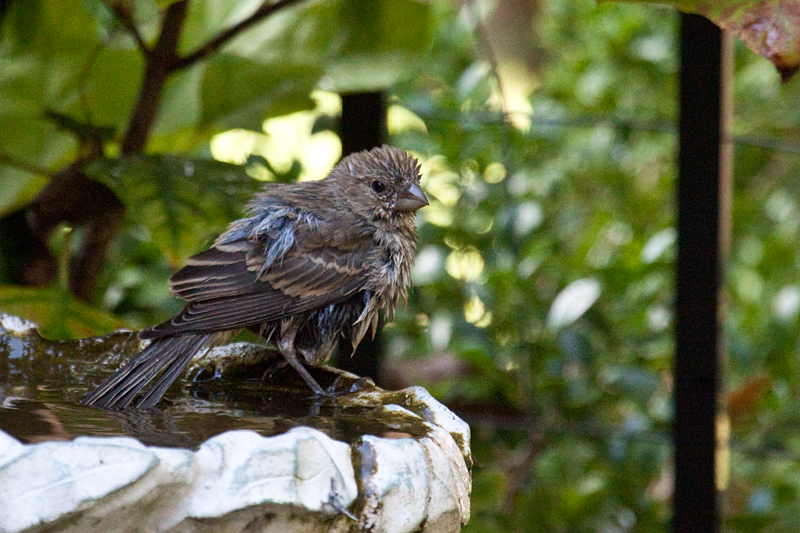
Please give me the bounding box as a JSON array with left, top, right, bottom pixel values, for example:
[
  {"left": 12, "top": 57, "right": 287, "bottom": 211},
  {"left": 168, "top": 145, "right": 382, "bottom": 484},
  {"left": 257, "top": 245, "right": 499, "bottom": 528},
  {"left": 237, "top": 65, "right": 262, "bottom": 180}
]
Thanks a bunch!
[{"left": 81, "top": 145, "right": 428, "bottom": 410}]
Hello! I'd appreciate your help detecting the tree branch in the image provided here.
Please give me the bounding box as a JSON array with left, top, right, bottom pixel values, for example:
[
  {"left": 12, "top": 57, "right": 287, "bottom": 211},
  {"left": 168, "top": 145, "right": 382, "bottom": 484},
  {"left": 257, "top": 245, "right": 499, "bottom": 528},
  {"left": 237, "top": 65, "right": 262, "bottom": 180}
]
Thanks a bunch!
[
  {"left": 109, "top": 1, "right": 150, "bottom": 56},
  {"left": 119, "top": 0, "right": 307, "bottom": 154},
  {"left": 120, "top": 1, "right": 188, "bottom": 155},
  {"left": 175, "top": 0, "right": 306, "bottom": 70}
]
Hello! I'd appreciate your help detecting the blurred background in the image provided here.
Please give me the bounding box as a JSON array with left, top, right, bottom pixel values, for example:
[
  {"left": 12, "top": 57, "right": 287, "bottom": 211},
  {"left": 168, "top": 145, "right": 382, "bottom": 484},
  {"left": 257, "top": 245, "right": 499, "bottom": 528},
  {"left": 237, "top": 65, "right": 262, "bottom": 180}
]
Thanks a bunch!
[{"left": 2, "top": 0, "right": 800, "bottom": 530}]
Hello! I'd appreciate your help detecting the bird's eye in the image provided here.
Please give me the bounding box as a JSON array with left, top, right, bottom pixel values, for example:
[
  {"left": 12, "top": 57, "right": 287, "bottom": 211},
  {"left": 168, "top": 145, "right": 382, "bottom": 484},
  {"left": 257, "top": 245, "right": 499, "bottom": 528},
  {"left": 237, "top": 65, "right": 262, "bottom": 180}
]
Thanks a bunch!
[{"left": 371, "top": 180, "right": 387, "bottom": 194}]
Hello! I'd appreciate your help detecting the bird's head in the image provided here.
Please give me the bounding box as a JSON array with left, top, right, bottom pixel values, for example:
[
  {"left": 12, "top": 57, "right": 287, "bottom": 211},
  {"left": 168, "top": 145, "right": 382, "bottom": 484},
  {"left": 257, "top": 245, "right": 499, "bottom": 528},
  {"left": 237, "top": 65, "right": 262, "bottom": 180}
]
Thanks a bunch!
[{"left": 331, "top": 145, "right": 428, "bottom": 224}]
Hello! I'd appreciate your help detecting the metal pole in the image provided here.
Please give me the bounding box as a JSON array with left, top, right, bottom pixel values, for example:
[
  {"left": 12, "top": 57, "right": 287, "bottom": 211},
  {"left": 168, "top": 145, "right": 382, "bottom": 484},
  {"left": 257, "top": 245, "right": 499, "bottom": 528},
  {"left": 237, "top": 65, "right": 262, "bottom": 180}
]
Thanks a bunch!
[
  {"left": 337, "top": 91, "right": 387, "bottom": 382},
  {"left": 674, "top": 13, "right": 732, "bottom": 532}
]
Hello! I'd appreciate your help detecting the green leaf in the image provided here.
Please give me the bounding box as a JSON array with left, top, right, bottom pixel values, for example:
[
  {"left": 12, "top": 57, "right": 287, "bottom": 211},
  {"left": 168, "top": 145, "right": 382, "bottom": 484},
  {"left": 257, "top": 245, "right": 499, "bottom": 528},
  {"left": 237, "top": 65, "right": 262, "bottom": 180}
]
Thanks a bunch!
[
  {"left": 0, "top": 53, "right": 46, "bottom": 118},
  {"left": 0, "top": 59, "right": 74, "bottom": 215},
  {"left": 547, "top": 278, "right": 602, "bottom": 330},
  {"left": 324, "top": 0, "right": 433, "bottom": 91},
  {"left": 0, "top": 169, "right": 48, "bottom": 218},
  {"left": 186, "top": 0, "right": 433, "bottom": 95},
  {"left": 182, "top": 0, "right": 339, "bottom": 65},
  {"left": 84, "top": 155, "right": 263, "bottom": 265},
  {"left": 0, "top": 286, "right": 125, "bottom": 339},
  {"left": 200, "top": 54, "right": 319, "bottom": 130},
  {"left": 153, "top": 0, "right": 185, "bottom": 8},
  {"left": 44, "top": 110, "right": 116, "bottom": 143},
  {"left": 151, "top": 64, "right": 204, "bottom": 140},
  {"left": 1, "top": 0, "right": 100, "bottom": 55},
  {"left": 80, "top": 47, "right": 144, "bottom": 130},
  {"left": 179, "top": 1, "right": 255, "bottom": 56},
  {"left": 0, "top": 0, "right": 113, "bottom": 187}
]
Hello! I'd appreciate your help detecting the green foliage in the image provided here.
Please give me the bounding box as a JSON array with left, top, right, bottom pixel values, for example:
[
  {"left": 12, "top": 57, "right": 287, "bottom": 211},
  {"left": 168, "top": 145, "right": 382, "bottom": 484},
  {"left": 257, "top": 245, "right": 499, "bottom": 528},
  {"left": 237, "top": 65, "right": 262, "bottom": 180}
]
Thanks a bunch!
[
  {"left": 0, "top": 286, "right": 123, "bottom": 339},
  {"left": 385, "top": 3, "right": 678, "bottom": 529},
  {"left": 85, "top": 155, "right": 263, "bottom": 265},
  {"left": 0, "top": 0, "right": 433, "bottom": 211},
  {"left": 0, "top": 0, "right": 119, "bottom": 168},
  {"left": 0, "top": 0, "right": 432, "bottom": 328},
  {"left": 199, "top": 55, "right": 320, "bottom": 130},
  {"left": 325, "top": 0, "right": 433, "bottom": 91},
  {"left": 391, "top": 1, "right": 800, "bottom": 531}
]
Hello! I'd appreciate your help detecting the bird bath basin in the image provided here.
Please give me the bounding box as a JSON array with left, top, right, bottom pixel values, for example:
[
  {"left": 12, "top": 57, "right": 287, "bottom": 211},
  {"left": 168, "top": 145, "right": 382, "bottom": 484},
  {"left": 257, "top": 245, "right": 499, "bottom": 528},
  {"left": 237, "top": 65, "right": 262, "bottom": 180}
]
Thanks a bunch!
[{"left": 0, "top": 313, "right": 471, "bottom": 532}]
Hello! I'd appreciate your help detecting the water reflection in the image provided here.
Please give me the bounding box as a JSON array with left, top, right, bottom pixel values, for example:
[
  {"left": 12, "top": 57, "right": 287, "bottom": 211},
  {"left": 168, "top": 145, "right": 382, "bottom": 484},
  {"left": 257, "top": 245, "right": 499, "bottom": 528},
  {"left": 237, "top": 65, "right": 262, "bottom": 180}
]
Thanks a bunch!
[{"left": 0, "top": 317, "right": 429, "bottom": 449}]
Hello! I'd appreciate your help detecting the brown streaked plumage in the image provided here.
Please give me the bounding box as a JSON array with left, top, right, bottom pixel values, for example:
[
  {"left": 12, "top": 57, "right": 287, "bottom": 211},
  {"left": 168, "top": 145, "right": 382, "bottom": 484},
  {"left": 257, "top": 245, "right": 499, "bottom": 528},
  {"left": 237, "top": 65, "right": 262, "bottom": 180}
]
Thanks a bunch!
[{"left": 82, "top": 145, "right": 427, "bottom": 409}]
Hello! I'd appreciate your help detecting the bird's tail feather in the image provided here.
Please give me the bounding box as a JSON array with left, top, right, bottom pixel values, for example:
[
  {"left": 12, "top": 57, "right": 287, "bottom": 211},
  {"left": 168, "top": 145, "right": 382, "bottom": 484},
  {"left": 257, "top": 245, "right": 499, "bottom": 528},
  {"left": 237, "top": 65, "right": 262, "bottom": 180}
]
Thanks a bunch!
[{"left": 81, "top": 333, "right": 211, "bottom": 410}]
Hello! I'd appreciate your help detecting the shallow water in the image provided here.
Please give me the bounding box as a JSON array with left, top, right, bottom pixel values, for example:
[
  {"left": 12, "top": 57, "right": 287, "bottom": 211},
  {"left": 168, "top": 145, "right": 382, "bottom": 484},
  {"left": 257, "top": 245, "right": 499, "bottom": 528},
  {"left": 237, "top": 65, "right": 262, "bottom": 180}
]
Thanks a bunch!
[
  {"left": 0, "top": 319, "right": 429, "bottom": 449},
  {"left": 0, "top": 390, "right": 420, "bottom": 449}
]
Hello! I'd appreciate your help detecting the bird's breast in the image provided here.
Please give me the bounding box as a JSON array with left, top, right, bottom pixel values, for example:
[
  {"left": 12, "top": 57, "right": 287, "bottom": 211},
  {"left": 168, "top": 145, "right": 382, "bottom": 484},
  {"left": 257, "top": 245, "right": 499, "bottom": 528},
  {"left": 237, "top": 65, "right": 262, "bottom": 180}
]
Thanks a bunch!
[{"left": 370, "top": 234, "right": 414, "bottom": 303}]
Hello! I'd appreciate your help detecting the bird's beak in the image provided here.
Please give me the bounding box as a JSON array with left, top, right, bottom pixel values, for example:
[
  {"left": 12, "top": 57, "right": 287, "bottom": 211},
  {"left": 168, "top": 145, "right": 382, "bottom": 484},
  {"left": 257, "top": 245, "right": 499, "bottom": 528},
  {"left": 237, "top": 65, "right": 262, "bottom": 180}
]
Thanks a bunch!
[{"left": 395, "top": 182, "right": 429, "bottom": 212}]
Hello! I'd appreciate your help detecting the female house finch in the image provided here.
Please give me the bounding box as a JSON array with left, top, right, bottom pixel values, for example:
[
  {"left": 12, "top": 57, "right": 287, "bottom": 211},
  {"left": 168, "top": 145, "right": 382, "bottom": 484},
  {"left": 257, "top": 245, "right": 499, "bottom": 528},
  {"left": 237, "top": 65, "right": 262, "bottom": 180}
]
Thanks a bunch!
[{"left": 82, "top": 145, "right": 427, "bottom": 409}]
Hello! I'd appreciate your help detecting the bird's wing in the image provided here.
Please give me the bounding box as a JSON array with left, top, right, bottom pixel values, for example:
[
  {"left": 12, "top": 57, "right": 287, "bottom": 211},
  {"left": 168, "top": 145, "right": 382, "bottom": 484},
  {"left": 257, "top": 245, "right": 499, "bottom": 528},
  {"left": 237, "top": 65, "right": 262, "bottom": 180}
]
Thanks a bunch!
[
  {"left": 167, "top": 240, "right": 259, "bottom": 301},
  {"left": 142, "top": 237, "right": 371, "bottom": 338}
]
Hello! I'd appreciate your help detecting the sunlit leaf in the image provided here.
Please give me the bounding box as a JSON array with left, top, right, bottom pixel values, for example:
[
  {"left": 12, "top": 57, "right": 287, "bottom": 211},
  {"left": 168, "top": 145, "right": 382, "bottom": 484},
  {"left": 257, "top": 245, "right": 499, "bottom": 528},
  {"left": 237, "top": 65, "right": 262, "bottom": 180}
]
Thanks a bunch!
[
  {"left": 0, "top": 286, "right": 125, "bottom": 339},
  {"left": 772, "top": 285, "right": 800, "bottom": 321},
  {"left": 547, "top": 278, "right": 602, "bottom": 330},
  {"left": 640, "top": 228, "right": 676, "bottom": 264},
  {"left": 0, "top": 170, "right": 47, "bottom": 218}
]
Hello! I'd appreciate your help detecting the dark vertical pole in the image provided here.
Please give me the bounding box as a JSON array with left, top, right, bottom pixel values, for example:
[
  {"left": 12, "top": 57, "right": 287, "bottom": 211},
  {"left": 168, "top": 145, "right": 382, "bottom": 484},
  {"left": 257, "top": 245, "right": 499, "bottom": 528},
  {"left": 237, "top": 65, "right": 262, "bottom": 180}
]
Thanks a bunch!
[
  {"left": 674, "top": 14, "right": 732, "bottom": 532},
  {"left": 337, "top": 91, "right": 387, "bottom": 382},
  {"left": 340, "top": 92, "right": 387, "bottom": 157}
]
